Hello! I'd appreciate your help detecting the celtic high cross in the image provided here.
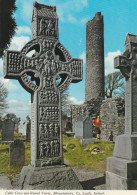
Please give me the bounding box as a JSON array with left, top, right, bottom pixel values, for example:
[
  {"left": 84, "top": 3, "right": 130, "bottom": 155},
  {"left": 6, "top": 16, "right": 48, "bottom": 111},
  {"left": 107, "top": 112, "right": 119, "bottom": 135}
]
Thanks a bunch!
[
  {"left": 113, "top": 33, "right": 137, "bottom": 160},
  {"left": 115, "top": 33, "right": 137, "bottom": 135},
  {"left": 106, "top": 34, "right": 137, "bottom": 190},
  {"left": 4, "top": 2, "right": 83, "bottom": 167}
]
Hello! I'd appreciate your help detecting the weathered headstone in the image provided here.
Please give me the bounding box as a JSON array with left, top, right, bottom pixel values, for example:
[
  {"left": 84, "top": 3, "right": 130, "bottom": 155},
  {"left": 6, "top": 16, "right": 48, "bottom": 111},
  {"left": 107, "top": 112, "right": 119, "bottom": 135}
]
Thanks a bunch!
[
  {"left": 9, "top": 139, "right": 25, "bottom": 167},
  {"left": 106, "top": 34, "right": 137, "bottom": 190},
  {"left": 83, "top": 113, "right": 93, "bottom": 139},
  {"left": 18, "top": 121, "right": 27, "bottom": 136},
  {"left": 1, "top": 119, "right": 15, "bottom": 143},
  {"left": 4, "top": 2, "right": 83, "bottom": 190},
  {"left": 75, "top": 112, "right": 93, "bottom": 145},
  {"left": 75, "top": 115, "right": 83, "bottom": 139}
]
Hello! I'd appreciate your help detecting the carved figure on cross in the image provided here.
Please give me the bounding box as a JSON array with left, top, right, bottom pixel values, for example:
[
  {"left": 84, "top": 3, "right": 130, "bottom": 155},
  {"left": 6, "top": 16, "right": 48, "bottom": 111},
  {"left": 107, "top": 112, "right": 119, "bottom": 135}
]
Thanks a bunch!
[{"left": 4, "top": 1, "right": 83, "bottom": 167}]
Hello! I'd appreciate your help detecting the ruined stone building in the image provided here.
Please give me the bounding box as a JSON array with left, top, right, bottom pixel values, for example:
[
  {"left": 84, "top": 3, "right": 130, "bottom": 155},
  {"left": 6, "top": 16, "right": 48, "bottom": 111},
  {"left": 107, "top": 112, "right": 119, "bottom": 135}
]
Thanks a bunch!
[{"left": 100, "top": 98, "right": 125, "bottom": 142}]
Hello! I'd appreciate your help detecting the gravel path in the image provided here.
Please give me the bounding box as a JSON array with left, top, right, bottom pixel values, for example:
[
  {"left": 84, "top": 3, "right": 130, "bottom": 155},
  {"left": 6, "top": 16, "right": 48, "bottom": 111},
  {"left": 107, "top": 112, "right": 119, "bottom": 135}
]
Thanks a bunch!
[{"left": 72, "top": 167, "right": 106, "bottom": 190}]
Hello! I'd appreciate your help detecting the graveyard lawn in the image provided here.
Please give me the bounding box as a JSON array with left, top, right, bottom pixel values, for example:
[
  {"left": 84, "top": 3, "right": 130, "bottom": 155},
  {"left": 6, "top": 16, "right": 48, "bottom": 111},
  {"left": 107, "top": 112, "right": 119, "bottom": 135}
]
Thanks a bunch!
[
  {"left": 63, "top": 135, "right": 114, "bottom": 173},
  {"left": 0, "top": 133, "right": 114, "bottom": 179},
  {"left": 0, "top": 132, "right": 30, "bottom": 179}
]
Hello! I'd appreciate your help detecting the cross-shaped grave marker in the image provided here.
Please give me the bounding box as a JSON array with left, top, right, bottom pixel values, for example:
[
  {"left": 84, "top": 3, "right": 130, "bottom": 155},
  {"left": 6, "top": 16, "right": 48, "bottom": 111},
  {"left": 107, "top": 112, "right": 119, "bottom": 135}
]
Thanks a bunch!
[
  {"left": 114, "top": 33, "right": 137, "bottom": 136},
  {"left": 106, "top": 33, "right": 137, "bottom": 190},
  {"left": 4, "top": 1, "right": 83, "bottom": 167}
]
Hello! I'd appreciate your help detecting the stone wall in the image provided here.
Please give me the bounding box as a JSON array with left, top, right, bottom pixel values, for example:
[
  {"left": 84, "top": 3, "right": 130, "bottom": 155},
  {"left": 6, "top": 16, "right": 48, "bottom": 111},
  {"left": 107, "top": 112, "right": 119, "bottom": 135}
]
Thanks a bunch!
[{"left": 100, "top": 97, "right": 125, "bottom": 142}]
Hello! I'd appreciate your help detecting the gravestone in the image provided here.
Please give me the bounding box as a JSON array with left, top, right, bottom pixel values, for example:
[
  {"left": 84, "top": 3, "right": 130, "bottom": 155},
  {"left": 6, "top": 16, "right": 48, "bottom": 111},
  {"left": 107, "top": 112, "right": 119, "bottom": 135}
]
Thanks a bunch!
[
  {"left": 75, "top": 112, "right": 93, "bottom": 145},
  {"left": 81, "top": 111, "right": 93, "bottom": 145},
  {"left": 4, "top": 1, "right": 83, "bottom": 190},
  {"left": 1, "top": 119, "right": 15, "bottom": 143},
  {"left": 106, "top": 34, "right": 137, "bottom": 190},
  {"left": 83, "top": 113, "right": 93, "bottom": 139},
  {"left": 9, "top": 139, "right": 25, "bottom": 167},
  {"left": 18, "top": 121, "right": 27, "bottom": 136},
  {"left": 75, "top": 115, "right": 83, "bottom": 139}
]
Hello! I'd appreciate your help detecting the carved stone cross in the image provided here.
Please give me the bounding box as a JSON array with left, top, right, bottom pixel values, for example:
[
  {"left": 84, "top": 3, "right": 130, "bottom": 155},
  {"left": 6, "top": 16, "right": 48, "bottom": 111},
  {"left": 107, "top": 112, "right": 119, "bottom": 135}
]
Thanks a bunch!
[
  {"left": 114, "top": 33, "right": 137, "bottom": 135},
  {"left": 106, "top": 34, "right": 137, "bottom": 190},
  {"left": 4, "top": 2, "right": 83, "bottom": 167}
]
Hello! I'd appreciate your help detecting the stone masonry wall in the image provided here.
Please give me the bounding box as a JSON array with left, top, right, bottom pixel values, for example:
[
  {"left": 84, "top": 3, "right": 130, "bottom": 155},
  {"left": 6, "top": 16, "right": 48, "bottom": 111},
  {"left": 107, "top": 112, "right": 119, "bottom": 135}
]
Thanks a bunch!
[
  {"left": 85, "top": 12, "right": 104, "bottom": 101},
  {"left": 100, "top": 97, "right": 125, "bottom": 142}
]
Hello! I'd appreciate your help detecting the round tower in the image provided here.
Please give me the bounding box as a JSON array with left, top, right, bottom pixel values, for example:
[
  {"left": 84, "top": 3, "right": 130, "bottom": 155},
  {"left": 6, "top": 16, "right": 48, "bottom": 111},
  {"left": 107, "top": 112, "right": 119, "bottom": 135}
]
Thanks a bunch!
[{"left": 85, "top": 12, "right": 105, "bottom": 102}]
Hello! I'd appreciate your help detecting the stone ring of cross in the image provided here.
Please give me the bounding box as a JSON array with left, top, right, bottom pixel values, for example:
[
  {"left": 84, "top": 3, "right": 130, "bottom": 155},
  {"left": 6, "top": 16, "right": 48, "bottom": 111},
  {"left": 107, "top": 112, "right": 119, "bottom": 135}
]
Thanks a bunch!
[{"left": 4, "top": 37, "right": 82, "bottom": 94}]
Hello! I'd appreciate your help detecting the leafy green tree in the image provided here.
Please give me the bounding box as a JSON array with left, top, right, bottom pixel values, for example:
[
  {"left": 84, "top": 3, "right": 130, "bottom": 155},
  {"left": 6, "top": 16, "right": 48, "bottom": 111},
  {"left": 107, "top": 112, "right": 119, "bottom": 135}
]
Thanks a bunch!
[{"left": 0, "top": 0, "right": 17, "bottom": 57}]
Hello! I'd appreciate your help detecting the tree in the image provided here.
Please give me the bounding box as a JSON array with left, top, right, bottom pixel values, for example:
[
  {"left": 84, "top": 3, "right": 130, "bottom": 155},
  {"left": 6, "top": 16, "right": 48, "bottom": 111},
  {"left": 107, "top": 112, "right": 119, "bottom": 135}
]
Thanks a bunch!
[
  {"left": 4, "top": 113, "right": 20, "bottom": 131},
  {"left": 0, "top": 81, "right": 8, "bottom": 115},
  {"left": 105, "top": 71, "right": 125, "bottom": 98},
  {"left": 0, "top": 0, "right": 17, "bottom": 57},
  {"left": 56, "top": 77, "right": 72, "bottom": 116},
  {"left": 26, "top": 115, "right": 31, "bottom": 122},
  {"left": 61, "top": 87, "right": 72, "bottom": 116}
]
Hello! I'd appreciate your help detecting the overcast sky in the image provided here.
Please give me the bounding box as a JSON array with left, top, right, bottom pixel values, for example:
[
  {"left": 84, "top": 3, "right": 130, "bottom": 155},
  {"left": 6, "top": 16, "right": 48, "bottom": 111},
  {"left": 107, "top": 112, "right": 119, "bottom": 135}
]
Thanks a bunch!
[{"left": 0, "top": 0, "right": 137, "bottom": 120}]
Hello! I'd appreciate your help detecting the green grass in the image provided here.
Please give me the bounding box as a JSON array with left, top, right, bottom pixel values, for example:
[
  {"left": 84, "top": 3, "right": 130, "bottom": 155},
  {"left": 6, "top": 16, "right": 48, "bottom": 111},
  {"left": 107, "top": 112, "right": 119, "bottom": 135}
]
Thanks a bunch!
[
  {"left": 0, "top": 142, "right": 30, "bottom": 179},
  {"left": 0, "top": 133, "right": 114, "bottom": 178},
  {"left": 63, "top": 135, "right": 114, "bottom": 173},
  {"left": 0, "top": 132, "right": 30, "bottom": 179}
]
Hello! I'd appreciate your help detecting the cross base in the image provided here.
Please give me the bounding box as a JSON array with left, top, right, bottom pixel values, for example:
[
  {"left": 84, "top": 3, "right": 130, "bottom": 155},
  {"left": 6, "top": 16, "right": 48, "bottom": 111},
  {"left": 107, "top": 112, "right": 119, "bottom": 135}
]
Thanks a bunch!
[
  {"left": 18, "top": 164, "right": 83, "bottom": 190},
  {"left": 106, "top": 133, "right": 137, "bottom": 190},
  {"left": 106, "top": 157, "right": 137, "bottom": 190},
  {"left": 113, "top": 134, "right": 137, "bottom": 160}
]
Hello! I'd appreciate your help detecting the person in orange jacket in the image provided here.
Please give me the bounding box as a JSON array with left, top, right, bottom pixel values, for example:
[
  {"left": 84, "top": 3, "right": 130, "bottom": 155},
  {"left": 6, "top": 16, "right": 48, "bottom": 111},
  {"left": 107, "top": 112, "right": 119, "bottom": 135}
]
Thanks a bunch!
[{"left": 93, "top": 115, "right": 101, "bottom": 139}]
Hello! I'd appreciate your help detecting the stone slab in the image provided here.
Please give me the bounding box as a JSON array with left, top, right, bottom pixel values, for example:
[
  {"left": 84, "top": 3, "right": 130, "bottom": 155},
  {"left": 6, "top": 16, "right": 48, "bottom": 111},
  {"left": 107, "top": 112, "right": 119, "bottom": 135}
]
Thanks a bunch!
[
  {"left": 106, "top": 171, "right": 137, "bottom": 190},
  {"left": 80, "top": 138, "right": 94, "bottom": 145},
  {"left": 107, "top": 156, "right": 137, "bottom": 179},
  {"left": 113, "top": 134, "right": 137, "bottom": 160},
  {"left": 18, "top": 164, "right": 83, "bottom": 190},
  {"left": 83, "top": 117, "right": 92, "bottom": 139},
  {"left": 75, "top": 115, "right": 83, "bottom": 138}
]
